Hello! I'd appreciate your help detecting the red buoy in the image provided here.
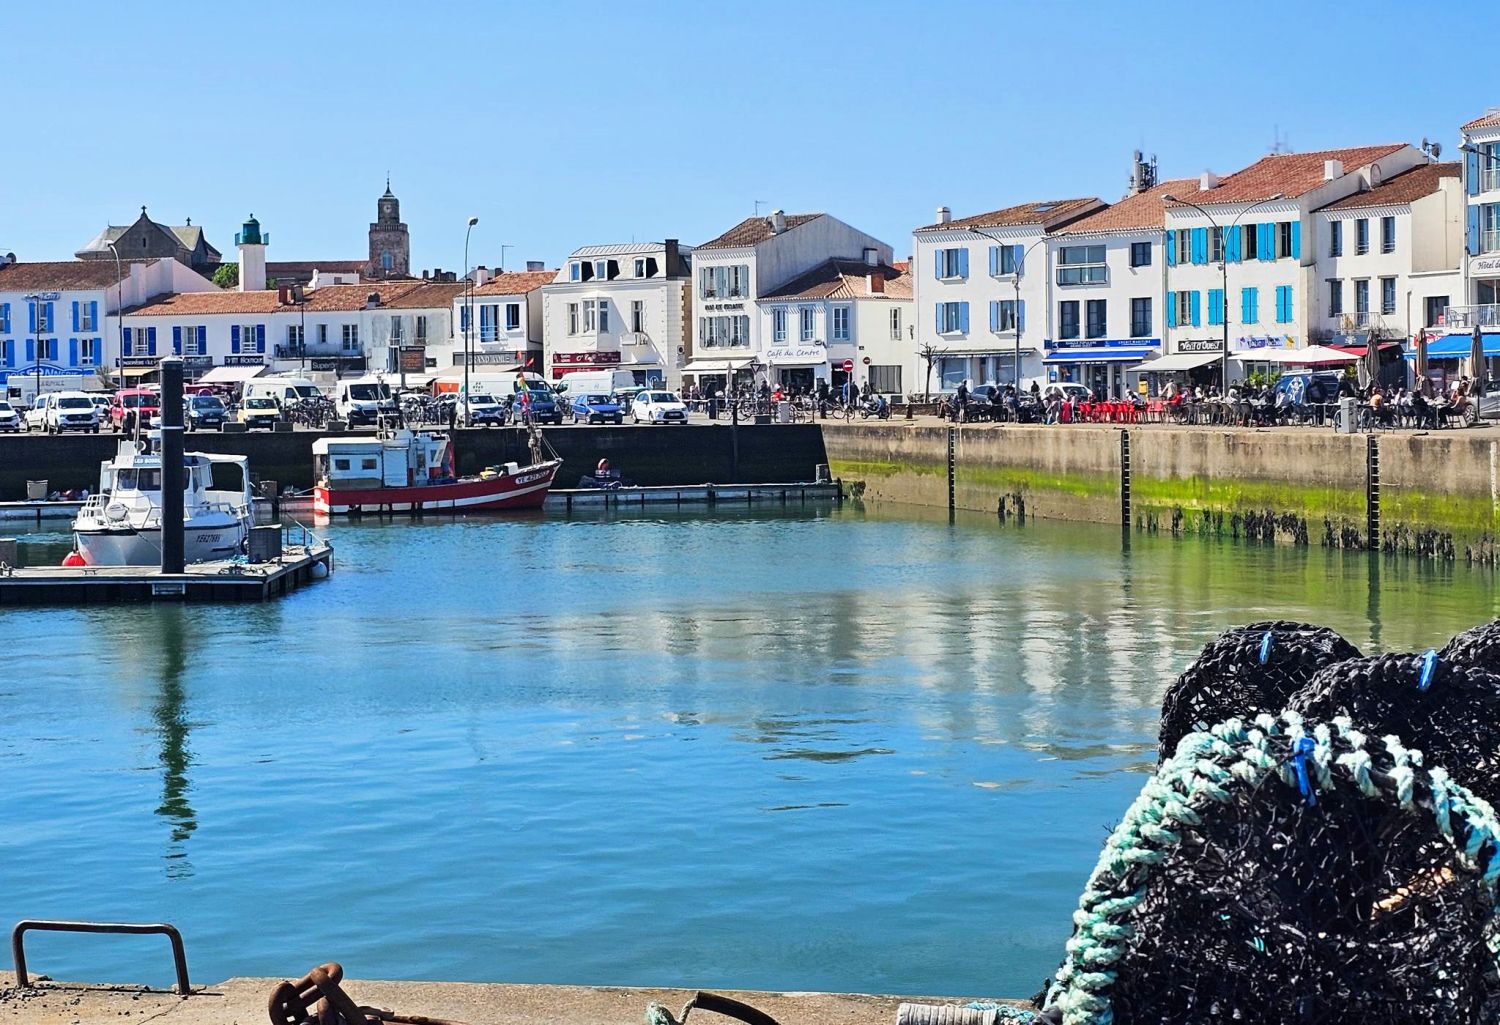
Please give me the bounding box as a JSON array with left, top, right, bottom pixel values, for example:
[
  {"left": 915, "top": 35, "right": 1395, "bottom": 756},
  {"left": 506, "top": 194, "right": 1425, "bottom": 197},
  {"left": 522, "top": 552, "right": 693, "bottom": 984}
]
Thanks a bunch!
[{"left": 62, "top": 551, "right": 86, "bottom": 567}]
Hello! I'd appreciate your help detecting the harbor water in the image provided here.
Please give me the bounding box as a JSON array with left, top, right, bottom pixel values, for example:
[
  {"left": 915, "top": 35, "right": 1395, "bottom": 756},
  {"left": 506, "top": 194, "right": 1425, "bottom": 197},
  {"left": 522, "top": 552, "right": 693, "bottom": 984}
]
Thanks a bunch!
[{"left": 3, "top": 506, "right": 1497, "bottom": 997}]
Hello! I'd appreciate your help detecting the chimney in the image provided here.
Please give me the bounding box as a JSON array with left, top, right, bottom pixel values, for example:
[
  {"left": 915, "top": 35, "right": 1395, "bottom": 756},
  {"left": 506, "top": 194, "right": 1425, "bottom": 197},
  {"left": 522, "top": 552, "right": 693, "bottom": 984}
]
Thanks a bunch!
[
  {"left": 936, "top": 205, "right": 952, "bottom": 225},
  {"left": 1323, "top": 159, "right": 1343, "bottom": 181},
  {"left": 526, "top": 260, "right": 545, "bottom": 272},
  {"left": 1199, "top": 170, "right": 1219, "bottom": 192},
  {"left": 664, "top": 238, "right": 681, "bottom": 278},
  {"left": 769, "top": 209, "right": 786, "bottom": 234},
  {"left": 365, "top": 291, "right": 381, "bottom": 310},
  {"left": 868, "top": 271, "right": 885, "bottom": 294},
  {"left": 473, "top": 266, "right": 492, "bottom": 286},
  {"left": 277, "top": 285, "right": 289, "bottom": 305}
]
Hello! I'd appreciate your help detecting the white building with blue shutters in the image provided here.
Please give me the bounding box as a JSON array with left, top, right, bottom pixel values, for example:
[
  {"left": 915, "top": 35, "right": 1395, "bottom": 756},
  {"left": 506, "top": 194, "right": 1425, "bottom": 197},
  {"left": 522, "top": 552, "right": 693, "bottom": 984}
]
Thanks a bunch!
[
  {"left": 0, "top": 257, "right": 214, "bottom": 397},
  {"left": 911, "top": 198, "right": 1103, "bottom": 393},
  {"left": 1458, "top": 110, "right": 1500, "bottom": 336},
  {"left": 1160, "top": 144, "right": 1426, "bottom": 382}
]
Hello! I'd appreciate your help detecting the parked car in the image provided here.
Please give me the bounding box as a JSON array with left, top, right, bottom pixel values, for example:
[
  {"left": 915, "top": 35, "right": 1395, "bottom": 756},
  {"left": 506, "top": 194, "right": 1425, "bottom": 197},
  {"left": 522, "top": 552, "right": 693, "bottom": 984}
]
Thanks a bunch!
[
  {"left": 185, "top": 393, "right": 228, "bottom": 431},
  {"left": 461, "top": 393, "right": 508, "bottom": 427},
  {"left": 570, "top": 393, "right": 624, "bottom": 425},
  {"left": 110, "top": 388, "right": 161, "bottom": 431},
  {"left": 511, "top": 382, "right": 564, "bottom": 425},
  {"left": 0, "top": 400, "right": 21, "bottom": 432},
  {"left": 88, "top": 395, "right": 112, "bottom": 419},
  {"left": 238, "top": 396, "right": 282, "bottom": 430},
  {"left": 631, "top": 390, "right": 688, "bottom": 425},
  {"left": 31, "top": 391, "right": 101, "bottom": 434}
]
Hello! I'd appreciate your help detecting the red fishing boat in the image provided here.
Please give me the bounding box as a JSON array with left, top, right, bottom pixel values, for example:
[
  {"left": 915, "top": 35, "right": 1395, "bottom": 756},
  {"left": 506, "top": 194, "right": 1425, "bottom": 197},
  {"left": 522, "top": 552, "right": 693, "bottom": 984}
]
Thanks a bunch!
[{"left": 312, "top": 425, "right": 560, "bottom": 517}]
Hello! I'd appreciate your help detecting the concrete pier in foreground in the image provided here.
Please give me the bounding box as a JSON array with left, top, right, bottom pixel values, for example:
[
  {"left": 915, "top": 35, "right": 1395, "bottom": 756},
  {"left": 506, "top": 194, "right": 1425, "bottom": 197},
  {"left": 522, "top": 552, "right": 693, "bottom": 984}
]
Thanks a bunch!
[{"left": 1, "top": 978, "right": 1024, "bottom": 1025}]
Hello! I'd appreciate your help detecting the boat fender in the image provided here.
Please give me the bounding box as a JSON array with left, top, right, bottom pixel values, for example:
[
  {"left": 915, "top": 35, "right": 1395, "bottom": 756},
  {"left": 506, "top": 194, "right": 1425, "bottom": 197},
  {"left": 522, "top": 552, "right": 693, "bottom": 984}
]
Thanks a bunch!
[
  {"left": 61, "top": 551, "right": 86, "bottom": 567},
  {"left": 310, "top": 561, "right": 329, "bottom": 579}
]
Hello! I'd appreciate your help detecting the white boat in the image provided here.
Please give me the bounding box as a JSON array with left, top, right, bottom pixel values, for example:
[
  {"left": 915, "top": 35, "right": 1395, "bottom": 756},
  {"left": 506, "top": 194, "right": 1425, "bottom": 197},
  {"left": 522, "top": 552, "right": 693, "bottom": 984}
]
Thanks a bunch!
[{"left": 71, "top": 438, "right": 254, "bottom": 566}]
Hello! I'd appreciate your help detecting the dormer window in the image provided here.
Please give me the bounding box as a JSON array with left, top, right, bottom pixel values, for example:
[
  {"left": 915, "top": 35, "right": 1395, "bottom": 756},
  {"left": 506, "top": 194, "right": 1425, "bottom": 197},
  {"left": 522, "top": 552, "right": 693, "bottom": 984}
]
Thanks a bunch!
[{"left": 635, "top": 258, "right": 647, "bottom": 278}]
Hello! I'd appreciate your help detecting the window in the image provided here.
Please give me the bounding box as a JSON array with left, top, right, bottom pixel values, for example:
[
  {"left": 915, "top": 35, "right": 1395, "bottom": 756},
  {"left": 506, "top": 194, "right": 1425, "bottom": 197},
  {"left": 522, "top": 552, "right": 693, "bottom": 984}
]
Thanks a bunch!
[
  {"left": 239, "top": 325, "right": 264, "bottom": 353},
  {"left": 1273, "top": 221, "right": 1292, "bottom": 259},
  {"left": 1241, "top": 224, "right": 1257, "bottom": 262},
  {"left": 1059, "top": 300, "right": 1080, "bottom": 339},
  {"left": 1483, "top": 204, "right": 1500, "bottom": 253},
  {"left": 381, "top": 250, "right": 393, "bottom": 271},
  {"left": 1424, "top": 295, "right": 1450, "bottom": 328},
  {"left": 1328, "top": 279, "right": 1344, "bottom": 317},
  {"left": 1381, "top": 276, "right": 1396, "bottom": 316},
  {"left": 287, "top": 324, "right": 304, "bottom": 349},
  {"left": 937, "top": 248, "right": 967, "bottom": 279},
  {"left": 1207, "top": 288, "right": 1224, "bottom": 327},
  {"left": 889, "top": 307, "right": 902, "bottom": 340},
  {"left": 317, "top": 324, "right": 328, "bottom": 348},
  {"left": 632, "top": 300, "right": 645, "bottom": 334},
  {"left": 1130, "top": 297, "right": 1151, "bottom": 337},
  {"left": 1176, "top": 231, "right": 1193, "bottom": 265},
  {"left": 567, "top": 303, "right": 579, "bottom": 335},
  {"left": 505, "top": 303, "right": 520, "bottom": 331},
  {"left": 34, "top": 303, "right": 52, "bottom": 332},
  {"left": 992, "top": 299, "right": 1018, "bottom": 332},
  {"left": 593, "top": 260, "right": 609, "bottom": 280},
  {"left": 582, "top": 299, "right": 598, "bottom": 332},
  {"left": 937, "top": 301, "right": 967, "bottom": 333},
  {"left": 1329, "top": 221, "right": 1343, "bottom": 257},
  {"left": 416, "top": 316, "right": 428, "bottom": 342},
  {"left": 989, "top": 245, "right": 1019, "bottom": 276},
  {"left": 361, "top": 458, "right": 378, "bottom": 471},
  {"left": 597, "top": 300, "right": 609, "bottom": 332},
  {"left": 390, "top": 316, "right": 403, "bottom": 343},
  {"left": 182, "top": 326, "right": 206, "bottom": 356},
  {"left": 1275, "top": 285, "right": 1294, "bottom": 324},
  {"left": 341, "top": 324, "right": 359, "bottom": 351},
  {"left": 800, "top": 306, "right": 815, "bottom": 342},
  {"left": 1130, "top": 241, "right": 1151, "bottom": 268},
  {"left": 1356, "top": 218, "right": 1370, "bottom": 255},
  {"left": 38, "top": 338, "right": 58, "bottom": 361},
  {"left": 79, "top": 338, "right": 96, "bottom": 365},
  {"left": 333, "top": 458, "right": 350, "bottom": 471},
  {"left": 701, "top": 264, "right": 749, "bottom": 298},
  {"left": 1210, "top": 227, "right": 1224, "bottom": 263},
  {"left": 772, "top": 307, "right": 787, "bottom": 342},
  {"left": 1176, "top": 291, "right": 1194, "bottom": 326},
  {"left": 1085, "top": 299, "right": 1106, "bottom": 338},
  {"left": 79, "top": 303, "right": 96, "bottom": 331},
  {"left": 832, "top": 306, "right": 850, "bottom": 341},
  {"left": 699, "top": 315, "right": 750, "bottom": 348},
  {"left": 1056, "top": 245, "right": 1106, "bottom": 285},
  {"left": 1354, "top": 279, "right": 1370, "bottom": 315},
  {"left": 634, "top": 258, "right": 647, "bottom": 278},
  {"left": 867, "top": 365, "right": 902, "bottom": 394},
  {"left": 569, "top": 262, "right": 583, "bottom": 282},
  {"left": 1381, "top": 216, "right": 1396, "bottom": 254}
]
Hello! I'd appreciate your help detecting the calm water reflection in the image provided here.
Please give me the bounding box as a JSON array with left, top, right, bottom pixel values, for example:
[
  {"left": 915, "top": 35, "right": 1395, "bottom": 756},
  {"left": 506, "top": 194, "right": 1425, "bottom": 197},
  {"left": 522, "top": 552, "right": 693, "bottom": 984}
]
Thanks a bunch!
[{"left": 2, "top": 506, "right": 1496, "bottom": 996}]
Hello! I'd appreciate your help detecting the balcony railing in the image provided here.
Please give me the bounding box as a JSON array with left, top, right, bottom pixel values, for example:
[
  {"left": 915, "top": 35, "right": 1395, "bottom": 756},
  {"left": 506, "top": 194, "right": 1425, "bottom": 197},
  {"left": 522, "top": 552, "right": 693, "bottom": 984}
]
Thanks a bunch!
[
  {"left": 1443, "top": 304, "right": 1500, "bottom": 330},
  {"left": 1483, "top": 168, "right": 1500, "bottom": 193}
]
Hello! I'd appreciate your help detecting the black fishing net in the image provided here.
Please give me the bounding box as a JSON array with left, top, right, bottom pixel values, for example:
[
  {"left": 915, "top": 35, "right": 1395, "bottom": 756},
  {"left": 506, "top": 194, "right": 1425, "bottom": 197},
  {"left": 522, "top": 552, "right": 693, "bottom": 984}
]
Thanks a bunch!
[
  {"left": 1440, "top": 618, "right": 1500, "bottom": 675},
  {"left": 1157, "top": 621, "right": 1361, "bottom": 762},
  {"left": 1046, "top": 719, "right": 1500, "bottom": 1025},
  {"left": 1289, "top": 653, "right": 1500, "bottom": 807}
]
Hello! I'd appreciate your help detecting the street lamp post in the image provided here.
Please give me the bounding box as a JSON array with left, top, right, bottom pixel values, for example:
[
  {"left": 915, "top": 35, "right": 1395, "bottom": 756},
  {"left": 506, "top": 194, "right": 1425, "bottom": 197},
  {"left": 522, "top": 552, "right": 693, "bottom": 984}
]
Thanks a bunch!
[
  {"left": 968, "top": 228, "right": 1048, "bottom": 388},
  {"left": 1161, "top": 192, "right": 1286, "bottom": 390},
  {"left": 463, "top": 216, "right": 479, "bottom": 417}
]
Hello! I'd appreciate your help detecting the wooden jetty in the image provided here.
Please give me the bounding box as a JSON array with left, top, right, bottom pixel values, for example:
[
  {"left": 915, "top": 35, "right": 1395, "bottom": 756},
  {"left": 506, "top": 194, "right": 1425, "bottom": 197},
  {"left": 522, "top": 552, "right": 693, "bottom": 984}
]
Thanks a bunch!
[{"left": 0, "top": 542, "right": 333, "bottom": 606}]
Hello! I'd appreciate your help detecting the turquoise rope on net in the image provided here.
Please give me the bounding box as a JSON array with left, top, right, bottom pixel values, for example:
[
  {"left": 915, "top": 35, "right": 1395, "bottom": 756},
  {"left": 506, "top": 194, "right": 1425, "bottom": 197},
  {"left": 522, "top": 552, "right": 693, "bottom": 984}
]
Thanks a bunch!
[{"left": 1042, "top": 712, "right": 1500, "bottom": 1025}]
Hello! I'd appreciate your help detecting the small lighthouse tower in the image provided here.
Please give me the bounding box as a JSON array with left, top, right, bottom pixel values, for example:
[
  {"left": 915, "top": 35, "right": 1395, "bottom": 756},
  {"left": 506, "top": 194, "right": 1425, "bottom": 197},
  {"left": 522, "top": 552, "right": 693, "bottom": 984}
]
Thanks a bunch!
[{"left": 235, "top": 214, "right": 268, "bottom": 291}]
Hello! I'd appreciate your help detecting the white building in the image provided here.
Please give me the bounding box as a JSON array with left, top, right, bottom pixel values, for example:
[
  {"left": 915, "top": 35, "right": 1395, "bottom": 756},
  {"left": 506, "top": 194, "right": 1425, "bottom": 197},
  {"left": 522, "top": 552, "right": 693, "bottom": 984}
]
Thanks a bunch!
[
  {"left": 686, "top": 211, "right": 891, "bottom": 394},
  {"left": 911, "top": 198, "right": 1103, "bottom": 392},
  {"left": 1457, "top": 110, "right": 1500, "bottom": 331},
  {"left": 542, "top": 240, "right": 692, "bottom": 389},
  {"left": 1160, "top": 143, "right": 1427, "bottom": 381},
  {"left": 1039, "top": 178, "right": 1194, "bottom": 398},
  {"left": 757, "top": 254, "right": 914, "bottom": 397},
  {"left": 441, "top": 269, "right": 554, "bottom": 376},
  {"left": 1313, "top": 162, "right": 1462, "bottom": 343},
  {"left": 0, "top": 257, "right": 215, "bottom": 395}
]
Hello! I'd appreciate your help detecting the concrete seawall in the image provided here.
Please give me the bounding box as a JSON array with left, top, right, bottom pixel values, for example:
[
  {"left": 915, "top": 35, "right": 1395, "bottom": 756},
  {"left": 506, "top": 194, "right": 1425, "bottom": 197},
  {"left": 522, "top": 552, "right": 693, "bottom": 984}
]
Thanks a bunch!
[
  {"left": 824, "top": 422, "right": 1500, "bottom": 563},
  {"left": 0, "top": 424, "right": 830, "bottom": 499}
]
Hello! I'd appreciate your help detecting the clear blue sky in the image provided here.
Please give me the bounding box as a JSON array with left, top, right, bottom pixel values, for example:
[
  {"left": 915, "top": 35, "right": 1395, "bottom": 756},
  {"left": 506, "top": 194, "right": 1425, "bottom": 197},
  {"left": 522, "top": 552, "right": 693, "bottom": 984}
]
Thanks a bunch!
[{"left": 2, "top": 0, "right": 1491, "bottom": 272}]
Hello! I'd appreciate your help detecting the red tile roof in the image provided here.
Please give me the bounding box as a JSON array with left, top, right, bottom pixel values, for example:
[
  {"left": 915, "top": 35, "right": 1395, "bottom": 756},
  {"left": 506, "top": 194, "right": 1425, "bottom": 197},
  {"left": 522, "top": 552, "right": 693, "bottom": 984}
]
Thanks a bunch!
[
  {"left": 266, "top": 260, "right": 367, "bottom": 276},
  {"left": 470, "top": 271, "right": 555, "bottom": 297},
  {"left": 760, "top": 260, "right": 913, "bottom": 301},
  {"left": 383, "top": 281, "right": 466, "bottom": 308},
  {"left": 1166, "top": 144, "right": 1409, "bottom": 206},
  {"left": 698, "top": 214, "right": 822, "bottom": 249},
  {"left": 1055, "top": 179, "right": 1198, "bottom": 235},
  {"left": 1318, "top": 162, "right": 1459, "bottom": 211},
  {"left": 916, "top": 198, "right": 1101, "bottom": 232},
  {"left": 0, "top": 259, "right": 147, "bottom": 291},
  {"left": 1463, "top": 111, "right": 1500, "bottom": 132},
  {"left": 124, "top": 282, "right": 441, "bottom": 316}
]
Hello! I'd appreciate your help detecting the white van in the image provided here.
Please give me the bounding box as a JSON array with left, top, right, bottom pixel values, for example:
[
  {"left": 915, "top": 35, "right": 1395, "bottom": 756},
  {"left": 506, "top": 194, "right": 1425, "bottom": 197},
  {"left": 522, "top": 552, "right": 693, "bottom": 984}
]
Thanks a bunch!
[
  {"left": 244, "top": 376, "right": 322, "bottom": 408},
  {"left": 555, "top": 369, "right": 636, "bottom": 398},
  {"left": 335, "top": 376, "right": 397, "bottom": 426}
]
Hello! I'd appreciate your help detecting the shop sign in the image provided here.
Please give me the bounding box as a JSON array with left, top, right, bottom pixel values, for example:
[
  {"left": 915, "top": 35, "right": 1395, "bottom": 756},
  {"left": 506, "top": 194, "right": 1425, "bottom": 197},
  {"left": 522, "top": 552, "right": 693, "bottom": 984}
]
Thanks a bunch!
[
  {"left": 1178, "top": 339, "right": 1224, "bottom": 353},
  {"left": 1471, "top": 255, "right": 1500, "bottom": 275},
  {"left": 398, "top": 348, "right": 425, "bottom": 373},
  {"left": 454, "top": 351, "right": 527, "bottom": 366},
  {"left": 1232, "top": 335, "right": 1292, "bottom": 352},
  {"left": 120, "top": 356, "right": 159, "bottom": 368},
  {"left": 224, "top": 355, "right": 265, "bottom": 366},
  {"left": 184, "top": 355, "right": 214, "bottom": 369},
  {"left": 765, "top": 345, "right": 825, "bottom": 363},
  {"left": 311, "top": 356, "right": 367, "bottom": 372},
  {"left": 553, "top": 351, "right": 622, "bottom": 366}
]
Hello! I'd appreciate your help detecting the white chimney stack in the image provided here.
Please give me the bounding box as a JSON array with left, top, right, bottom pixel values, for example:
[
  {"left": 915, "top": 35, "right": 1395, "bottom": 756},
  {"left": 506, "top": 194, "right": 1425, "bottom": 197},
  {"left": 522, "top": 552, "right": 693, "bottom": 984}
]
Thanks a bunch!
[
  {"left": 473, "top": 266, "right": 493, "bottom": 287},
  {"left": 1323, "top": 159, "right": 1343, "bottom": 181},
  {"left": 1199, "top": 170, "right": 1219, "bottom": 192},
  {"left": 936, "top": 205, "right": 952, "bottom": 225},
  {"left": 769, "top": 209, "right": 787, "bottom": 234}
]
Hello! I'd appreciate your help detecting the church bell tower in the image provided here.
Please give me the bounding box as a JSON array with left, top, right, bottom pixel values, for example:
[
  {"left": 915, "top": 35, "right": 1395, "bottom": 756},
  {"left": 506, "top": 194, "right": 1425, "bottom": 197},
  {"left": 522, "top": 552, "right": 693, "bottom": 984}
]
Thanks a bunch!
[{"left": 368, "top": 179, "right": 410, "bottom": 279}]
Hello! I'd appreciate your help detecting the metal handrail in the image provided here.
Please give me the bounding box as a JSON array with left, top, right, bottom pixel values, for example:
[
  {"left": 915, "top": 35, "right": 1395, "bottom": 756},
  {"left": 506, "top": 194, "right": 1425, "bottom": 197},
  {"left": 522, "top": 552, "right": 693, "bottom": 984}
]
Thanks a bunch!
[{"left": 11, "top": 919, "right": 191, "bottom": 996}]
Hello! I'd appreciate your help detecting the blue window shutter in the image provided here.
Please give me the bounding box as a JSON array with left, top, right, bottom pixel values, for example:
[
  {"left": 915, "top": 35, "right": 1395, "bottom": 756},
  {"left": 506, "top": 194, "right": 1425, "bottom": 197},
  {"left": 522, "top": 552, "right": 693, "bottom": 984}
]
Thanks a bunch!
[
  {"left": 123, "top": 326, "right": 132, "bottom": 354},
  {"left": 1470, "top": 149, "right": 1482, "bottom": 197},
  {"left": 68, "top": 338, "right": 77, "bottom": 365},
  {"left": 173, "top": 326, "right": 182, "bottom": 354},
  {"left": 231, "top": 325, "right": 241, "bottom": 354},
  {"left": 989, "top": 300, "right": 999, "bottom": 331},
  {"left": 1017, "top": 299, "right": 1026, "bottom": 331},
  {"left": 988, "top": 246, "right": 998, "bottom": 276},
  {"left": 957, "top": 249, "right": 968, "bottom": 279},
  {"left": 256, "top": 324, "right": 266, "bottom": 351},
  {"left": 28, "top": 303, "right": 35, "bottom": 333},
  {"left": 1225, "top": 228, "right": 1239, "bottom": 263},
  {"left": 46, "top": 302, "right": 54, "bottom": 330},
  {"left": 1, "top": 303, "right": 7, "bottom": 333},
  {"left": 1165, "top": 230, "right": 1177, "bottom": 266},
  {"left": 147, "top": 326, "right": 157, "bottom": 356},
  {"left": 958, "top": 302, "right": 969, "bottom": 333},
  {"left": 934, "top": 252, "right": 944, "bottom": 280},
  {"left": 935, "top": 304, "right": 943, "bottom": 333},
  {"left": 1166, "top": 291, "right": 1177, "bottom": 328},
  {"left": 1290, "top": 220, "right": 1301, "bottom": 259},
  {"left": 1469, "top": 206, "right": 1482, "bottom": 257},
  {"left": 198, "top": 326, "right": 206, "bottom": 349},
  {"left": 90, "top": 300, "right": 98, "bottom": 329},
  {"left": 1010, "top": 245, "right": 1022, "bottom": 274},
  {"left": 71, "top": 301, "right": 79, "bottom": 332},
  {"left": 25, "top": 339, "right": 34, "bottom": 363},
  {"left": 1197, "top": 227, "right": 1209, "bottom": 264},
  {"left": 1190, "top": 290, "right": 1201, "bottom": 327}
]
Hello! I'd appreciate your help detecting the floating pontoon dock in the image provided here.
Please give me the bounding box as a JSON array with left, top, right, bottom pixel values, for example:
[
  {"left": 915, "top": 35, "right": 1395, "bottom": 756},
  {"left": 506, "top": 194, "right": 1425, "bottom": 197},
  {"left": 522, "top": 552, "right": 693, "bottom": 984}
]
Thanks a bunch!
[{"left": 545, "top": 481, "right": 842, "bottom": 511}]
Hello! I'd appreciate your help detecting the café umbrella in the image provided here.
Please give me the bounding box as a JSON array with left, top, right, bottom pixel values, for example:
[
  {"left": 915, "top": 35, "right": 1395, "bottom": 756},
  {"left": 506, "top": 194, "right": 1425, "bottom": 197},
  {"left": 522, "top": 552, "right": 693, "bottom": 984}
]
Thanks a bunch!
[
  {"left": 1359, "top": 337, "right": 1380, "bottom": 391},
  {"left": 1414, "top": 328, "right": 1429, "bottom": 380},
  {"left": 1473, "top": 325, "right": 1487, "bottom": 398}
]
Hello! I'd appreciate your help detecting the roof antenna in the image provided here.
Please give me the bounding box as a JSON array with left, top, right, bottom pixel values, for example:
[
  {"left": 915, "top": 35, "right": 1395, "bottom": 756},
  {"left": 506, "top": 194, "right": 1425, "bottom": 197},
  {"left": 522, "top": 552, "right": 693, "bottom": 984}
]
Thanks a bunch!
[
  {"left": 1269, "top": 126, "right": 1290, "bottom": 155},
  {"left": 499, "top": 244, "right": 514, "bottom": 272},
  {"left": 754, "top": 200, "right": 767, "bottom": 217}
]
